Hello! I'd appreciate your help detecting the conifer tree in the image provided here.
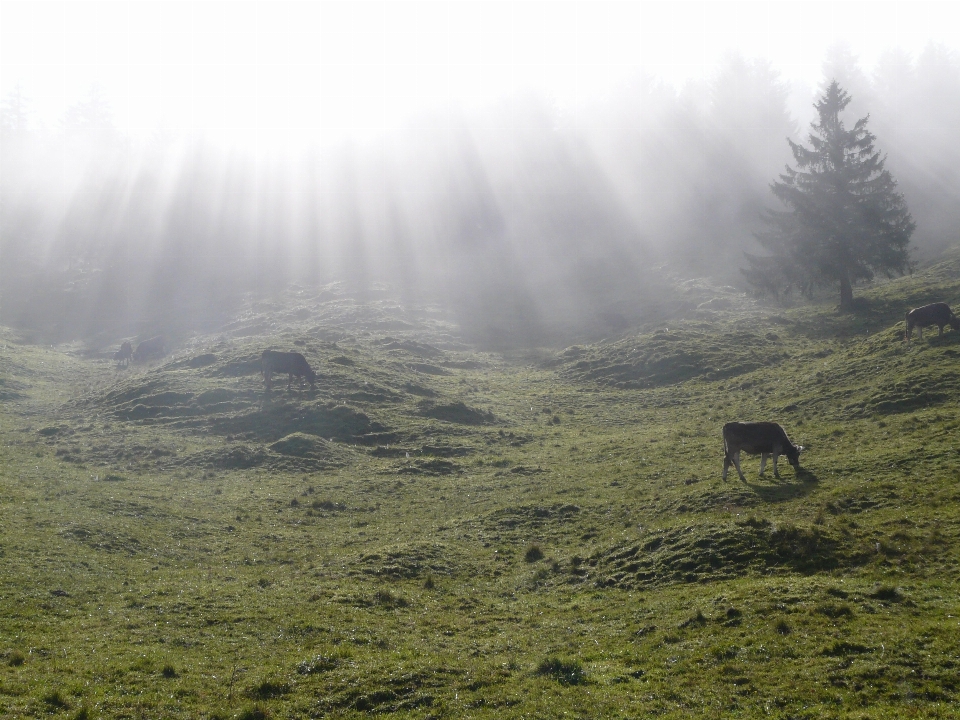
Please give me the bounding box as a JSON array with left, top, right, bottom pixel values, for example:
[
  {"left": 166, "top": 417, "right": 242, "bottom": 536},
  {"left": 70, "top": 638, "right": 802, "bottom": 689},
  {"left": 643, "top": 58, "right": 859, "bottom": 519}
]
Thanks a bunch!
[{"left": 745, "top": 81, "right": 914, "bottom": 308}]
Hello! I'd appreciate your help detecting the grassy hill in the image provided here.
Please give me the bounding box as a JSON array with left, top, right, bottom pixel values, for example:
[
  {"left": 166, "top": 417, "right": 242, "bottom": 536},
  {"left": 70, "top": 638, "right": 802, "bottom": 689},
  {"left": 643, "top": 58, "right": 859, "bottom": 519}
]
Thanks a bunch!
[{"left": 2, "top": 252, "right": 960, "bottom": 718}]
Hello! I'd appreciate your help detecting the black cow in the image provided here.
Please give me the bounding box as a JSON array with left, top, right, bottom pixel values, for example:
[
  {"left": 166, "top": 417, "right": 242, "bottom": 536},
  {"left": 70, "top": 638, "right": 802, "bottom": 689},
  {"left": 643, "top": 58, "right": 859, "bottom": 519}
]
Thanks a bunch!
[
  {"left": 261, "top": 350, "right": 317, "bottom": 390},
  {"left": 114, "top": 341, "right": 132, "bottom": 368},
  {"left": 722, "top": 421, "right": 802, "bottom": 481},
  {"left": 905, "top": 302, "right": 960, "bottom": 344},
  {"left": 133, "top": 336, "right": 165, "bottom": 362}
]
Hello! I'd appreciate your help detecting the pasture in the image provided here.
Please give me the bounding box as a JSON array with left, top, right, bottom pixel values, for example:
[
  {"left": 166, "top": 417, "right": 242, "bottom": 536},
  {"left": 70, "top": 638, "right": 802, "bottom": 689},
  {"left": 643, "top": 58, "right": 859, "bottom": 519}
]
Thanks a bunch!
[{"left": 2, "top": 252, "right": 960, "bottom": 718}]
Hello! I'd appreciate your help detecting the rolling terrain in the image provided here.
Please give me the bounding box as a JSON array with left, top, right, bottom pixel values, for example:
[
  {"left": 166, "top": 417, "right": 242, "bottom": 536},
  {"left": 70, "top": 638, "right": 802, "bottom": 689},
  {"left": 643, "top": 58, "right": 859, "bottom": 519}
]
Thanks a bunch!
[{"left": 2, "top": 251, "right": 960, "bottom": 719}]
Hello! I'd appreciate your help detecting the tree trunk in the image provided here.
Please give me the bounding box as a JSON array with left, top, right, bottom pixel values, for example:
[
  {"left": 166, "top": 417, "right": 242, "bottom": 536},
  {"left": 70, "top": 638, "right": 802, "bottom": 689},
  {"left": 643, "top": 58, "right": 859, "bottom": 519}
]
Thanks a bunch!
[{"left": 839, "top": 272, "right": 854, "bottom": 310}]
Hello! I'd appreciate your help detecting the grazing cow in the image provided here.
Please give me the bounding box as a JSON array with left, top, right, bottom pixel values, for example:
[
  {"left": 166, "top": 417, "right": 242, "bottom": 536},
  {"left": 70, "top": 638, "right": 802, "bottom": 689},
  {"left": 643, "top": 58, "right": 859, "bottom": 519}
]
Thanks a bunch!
[
  {"left": 905, "top": 302, "right": 960, "bottom": 344},
  {"left": 261, "top": 350, "right": 317, "bottom": 390},
  {"left": 133, "top": 336, "right": 165, "bottom": 362},
  {"left": 722, "top": 421, "right": 802, "bottom": 481},
  {"left": 113, "top": 341, "right": 132, "bottom": 368}
]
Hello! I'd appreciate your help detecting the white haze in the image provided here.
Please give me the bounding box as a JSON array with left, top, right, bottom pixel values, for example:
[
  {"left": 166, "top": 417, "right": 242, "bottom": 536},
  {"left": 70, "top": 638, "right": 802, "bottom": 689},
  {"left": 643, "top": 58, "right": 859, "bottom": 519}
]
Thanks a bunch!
[
  {"left": 3, "top": 2, "right": 960, "bottom": 346},
  {"left": 2, "top": 2, "right": 954, "bottom": 149}
]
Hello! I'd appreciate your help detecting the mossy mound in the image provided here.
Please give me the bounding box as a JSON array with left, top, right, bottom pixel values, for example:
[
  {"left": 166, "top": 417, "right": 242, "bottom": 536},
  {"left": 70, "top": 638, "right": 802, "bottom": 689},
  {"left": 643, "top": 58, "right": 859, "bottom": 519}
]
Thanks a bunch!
[
  {"left": 216, "top": 402, "right": 387, "bottom": 442},
  {"left": 485, "top": 503, "right": 582, "bottom": 531},
  {"left": 352, "top": 542, "right": 454, "bottom": 579},
  {"left": 189, "top": 445, "right": 270, "bottom": 470},
  {"left": 269, "top": 432, "right": 339, "bottom": 460},
  {"left": 586, "top": 519, "right": 843, "bottom": 590},
  {"left": 860, "top": 368, "right": 960, "bottom": 415},
  {"left": 561, "top": 326, "right": 787, "bottom": 388}
]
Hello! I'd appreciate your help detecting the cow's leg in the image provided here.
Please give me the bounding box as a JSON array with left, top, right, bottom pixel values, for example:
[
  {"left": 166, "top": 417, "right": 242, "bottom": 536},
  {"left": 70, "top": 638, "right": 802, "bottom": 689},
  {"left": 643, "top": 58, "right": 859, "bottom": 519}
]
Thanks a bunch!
[
  {"left": 733, "top": 451, "right": 746, "bottom": 481},
  {"left": 773, "top": 453, "right": 781, "bottom": 479},
  {"left": 919, "top": 326, "right": 923, "bottom": 340},
  {"left": 758, "top": 453, "right": 768, "bottom": 477},
  {"left": 938, "top": 324, "right": 944, "bottom": 336},
  {"left": 722, "top": 452, "right": 731, "bottom": 481}
]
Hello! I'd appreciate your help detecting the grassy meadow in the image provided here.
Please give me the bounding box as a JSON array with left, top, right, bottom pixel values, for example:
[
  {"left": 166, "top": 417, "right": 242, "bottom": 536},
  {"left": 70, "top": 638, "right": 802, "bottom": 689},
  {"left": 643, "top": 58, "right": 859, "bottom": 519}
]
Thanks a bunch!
[{"left": 3, "top": 252, "right": 960, "bottom": 719}]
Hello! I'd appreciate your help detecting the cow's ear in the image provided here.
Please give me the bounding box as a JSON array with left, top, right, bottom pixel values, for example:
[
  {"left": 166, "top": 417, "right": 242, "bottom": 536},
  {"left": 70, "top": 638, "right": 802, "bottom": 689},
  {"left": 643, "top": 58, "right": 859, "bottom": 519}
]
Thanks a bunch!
[{"left": 797, "top": 445, "right": 804, "bottom": 453}]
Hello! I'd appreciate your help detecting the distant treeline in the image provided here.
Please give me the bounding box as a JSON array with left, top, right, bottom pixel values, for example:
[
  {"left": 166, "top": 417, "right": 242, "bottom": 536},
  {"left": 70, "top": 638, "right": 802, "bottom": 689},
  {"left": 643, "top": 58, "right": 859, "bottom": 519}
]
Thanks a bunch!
[{"left": 2, "top": 47, "right": 959, "bottom": 345}]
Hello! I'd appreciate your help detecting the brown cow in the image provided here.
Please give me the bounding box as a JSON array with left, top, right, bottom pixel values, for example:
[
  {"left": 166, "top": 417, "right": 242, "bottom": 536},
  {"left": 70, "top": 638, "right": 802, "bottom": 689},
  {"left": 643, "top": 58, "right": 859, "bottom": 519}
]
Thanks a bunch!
[
  {"left": 133, "top": 336, "right": 165, "bottom": 362},
  {"left": 114, "top": 341, "right": 132, "bottom": 368},
  {"left": 722, "top": 421, "right": 802, "bottom": 481},
  {"left": 905, "top": 302, "right": 960, "bottom": 344},
  {"left": 261, "top": 350, "right": 317, "bottom": 390}
]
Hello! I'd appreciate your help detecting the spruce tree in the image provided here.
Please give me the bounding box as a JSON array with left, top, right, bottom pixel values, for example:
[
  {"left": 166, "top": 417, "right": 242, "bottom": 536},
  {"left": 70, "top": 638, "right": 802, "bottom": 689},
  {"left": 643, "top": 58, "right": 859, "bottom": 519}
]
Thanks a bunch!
[{"left": 745, "top": 81, "right": 914, "bottom": 309}]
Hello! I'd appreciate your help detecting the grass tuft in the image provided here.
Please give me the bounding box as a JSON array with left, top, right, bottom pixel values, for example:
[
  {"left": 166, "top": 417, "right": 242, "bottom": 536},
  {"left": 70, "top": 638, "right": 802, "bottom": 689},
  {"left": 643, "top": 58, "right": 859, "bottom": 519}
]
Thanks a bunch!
[
  {"left": 536, "top": 657, "right": 587, "bottom": 685},
  {"left": 373, "top": 589, "right": 409, "bottom": 608},
  {"left": 247, "top": 680, "right": 290, "bottom": 700},
  {"left": 297, "top": 655, "right": 339, "bottom": 675},
  {"left": 7, "top": 649, "right": 25, "bottom": 667},
  {"left": 869, "top": 585, "right": 904, "bottom": 602},
  {"left": 43, "top": 689, "right": 69, "bottom": 709}
]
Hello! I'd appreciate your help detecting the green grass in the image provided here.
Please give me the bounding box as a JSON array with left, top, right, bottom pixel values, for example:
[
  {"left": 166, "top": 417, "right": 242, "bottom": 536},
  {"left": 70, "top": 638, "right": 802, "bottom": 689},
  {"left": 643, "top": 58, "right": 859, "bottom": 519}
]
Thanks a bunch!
[{"left": 2, "top": 254, "right": 960, "bottom": 718}]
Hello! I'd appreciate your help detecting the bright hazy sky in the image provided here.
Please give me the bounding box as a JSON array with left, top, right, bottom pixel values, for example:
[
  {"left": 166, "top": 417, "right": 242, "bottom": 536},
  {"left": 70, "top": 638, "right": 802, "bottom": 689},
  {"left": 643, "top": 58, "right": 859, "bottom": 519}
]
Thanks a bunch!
[{"left": 1, "top": 1, "right": 956, "bottom": 151}]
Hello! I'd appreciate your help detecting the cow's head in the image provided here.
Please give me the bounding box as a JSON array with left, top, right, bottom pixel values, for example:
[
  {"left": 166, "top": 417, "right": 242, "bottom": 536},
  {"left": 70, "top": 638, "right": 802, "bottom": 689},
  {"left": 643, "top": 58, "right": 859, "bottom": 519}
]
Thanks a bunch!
[
  {"left": 785, "top": 444, "right": 802, "bottom": 468},
  {"left": 951, "top": 315, "right": 960, "bottom": 332}
]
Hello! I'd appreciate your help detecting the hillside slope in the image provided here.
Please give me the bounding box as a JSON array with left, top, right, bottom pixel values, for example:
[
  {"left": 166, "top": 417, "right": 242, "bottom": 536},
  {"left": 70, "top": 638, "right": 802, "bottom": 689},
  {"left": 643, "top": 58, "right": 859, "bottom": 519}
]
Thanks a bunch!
[{"left": 2, "top": 256, "right": 960, "bottom": 718}]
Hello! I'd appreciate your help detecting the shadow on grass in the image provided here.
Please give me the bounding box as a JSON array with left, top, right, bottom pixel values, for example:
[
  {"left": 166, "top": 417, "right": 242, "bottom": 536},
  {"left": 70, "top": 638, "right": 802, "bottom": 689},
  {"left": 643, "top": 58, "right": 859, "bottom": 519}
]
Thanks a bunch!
[
  {"left": 923, "top": 331, "right": 960, "bottom": 347},
  {"left": 742, "top": 467, "right": 819, "bottom": 503}
]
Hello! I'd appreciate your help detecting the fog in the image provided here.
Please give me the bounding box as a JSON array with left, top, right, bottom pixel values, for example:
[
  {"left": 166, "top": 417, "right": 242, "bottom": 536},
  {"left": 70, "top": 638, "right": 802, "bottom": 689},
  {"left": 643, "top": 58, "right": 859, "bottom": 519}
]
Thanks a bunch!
[{"left": 4, "top": 3, "right": 960, "bottom": 346}]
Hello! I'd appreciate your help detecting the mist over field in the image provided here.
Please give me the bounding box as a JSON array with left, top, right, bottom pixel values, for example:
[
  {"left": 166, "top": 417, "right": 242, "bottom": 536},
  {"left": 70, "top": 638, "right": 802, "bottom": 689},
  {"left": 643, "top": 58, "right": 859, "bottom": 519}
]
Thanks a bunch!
[{"left": 3, "top": 3, "right": 960, "bottom": 345}]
